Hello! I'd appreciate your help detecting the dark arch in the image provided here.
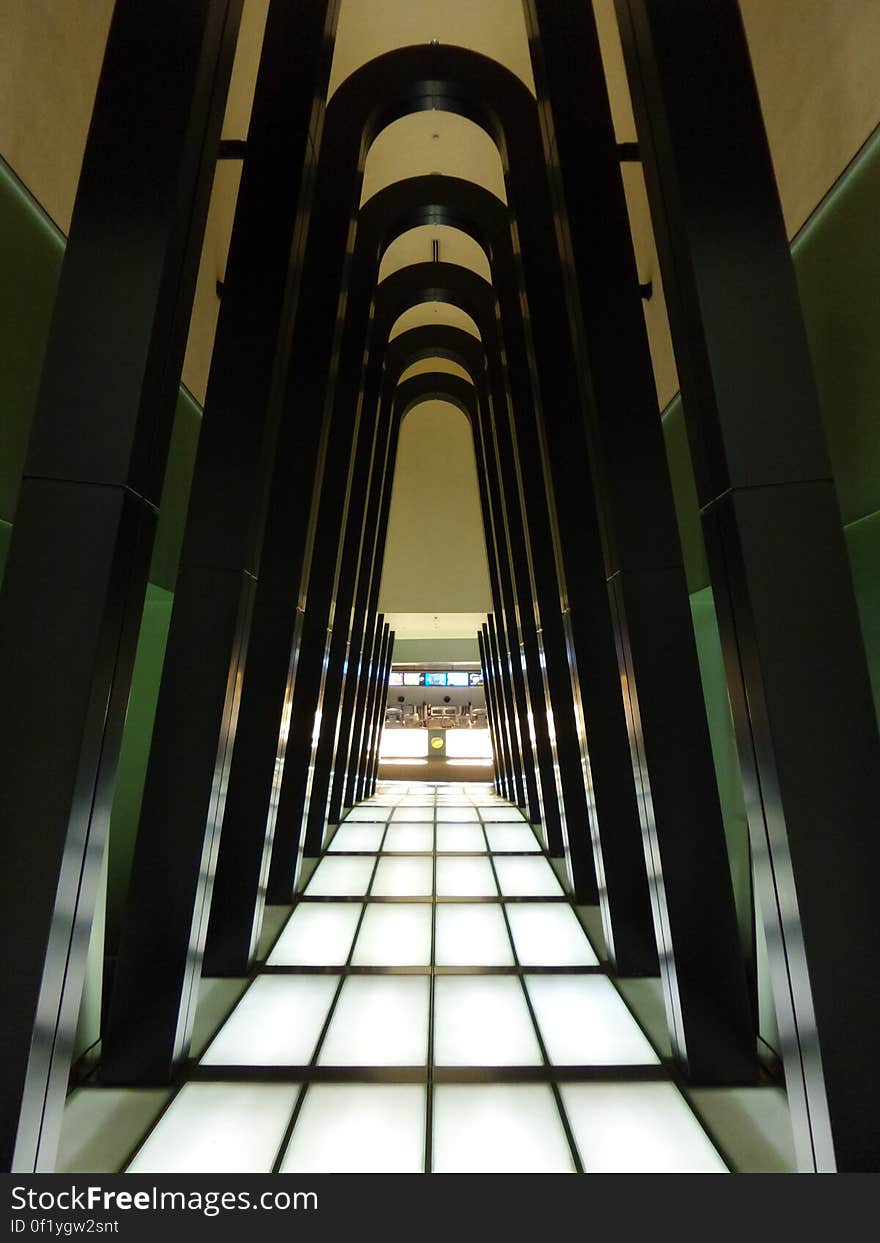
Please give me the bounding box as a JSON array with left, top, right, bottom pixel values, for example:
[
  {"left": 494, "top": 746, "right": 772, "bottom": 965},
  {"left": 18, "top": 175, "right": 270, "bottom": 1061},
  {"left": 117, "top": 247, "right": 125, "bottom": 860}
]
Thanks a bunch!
[{"left": 395, "top": 371, "right": 478, "bottom": 425}]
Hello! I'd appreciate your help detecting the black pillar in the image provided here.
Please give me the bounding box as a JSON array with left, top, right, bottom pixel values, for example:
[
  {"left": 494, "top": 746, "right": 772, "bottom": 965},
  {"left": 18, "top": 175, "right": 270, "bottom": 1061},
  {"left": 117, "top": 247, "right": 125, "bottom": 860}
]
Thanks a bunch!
[
  {"left": 103, "top": 0, "right": 338, "bottom": 1057},
  {"left": 616, "top": 0, "right": 880, "bottom": 1169},
  {"left": 0, "top": 0, "right": 241, "bottom": 1167}
]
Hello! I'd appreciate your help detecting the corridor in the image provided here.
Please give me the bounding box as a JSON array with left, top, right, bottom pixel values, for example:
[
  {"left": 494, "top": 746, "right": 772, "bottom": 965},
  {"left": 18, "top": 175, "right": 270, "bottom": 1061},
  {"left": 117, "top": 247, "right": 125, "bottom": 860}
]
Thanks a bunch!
[{"left": 108, "top": 782, "right": 727, "bottom": 1175}]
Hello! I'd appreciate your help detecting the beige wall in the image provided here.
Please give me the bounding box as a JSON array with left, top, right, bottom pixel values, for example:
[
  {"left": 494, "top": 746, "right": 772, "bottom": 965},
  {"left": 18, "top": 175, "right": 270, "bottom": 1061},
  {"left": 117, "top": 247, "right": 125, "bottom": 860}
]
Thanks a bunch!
[{"left": 379, "top": 400, "right": 491, "bottom": 616}]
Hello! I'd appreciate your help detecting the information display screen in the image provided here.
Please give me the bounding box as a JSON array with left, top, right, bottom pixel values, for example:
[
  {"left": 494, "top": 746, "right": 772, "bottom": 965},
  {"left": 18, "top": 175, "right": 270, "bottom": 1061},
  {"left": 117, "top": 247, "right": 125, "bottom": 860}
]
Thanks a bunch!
[
  {"left": 468, "top": 672, "right": 484, "bottom": 686},
  {"left": 424, "top": 672, "right": 448, "bottom": 687},
  {"left": 403, "top": 671, "right": 423, "bottom": 686},
  {"left": 388, "top": 671, "right": 404, "bottom": 686},
  {"left": 446, "top": 671, "right": 469, "bottom": 687}
]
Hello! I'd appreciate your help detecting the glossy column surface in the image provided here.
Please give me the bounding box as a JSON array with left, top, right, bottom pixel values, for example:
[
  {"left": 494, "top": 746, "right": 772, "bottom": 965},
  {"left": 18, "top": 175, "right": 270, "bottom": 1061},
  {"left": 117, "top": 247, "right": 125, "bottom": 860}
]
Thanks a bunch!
[
  {"left": 0, "top": 0, "right": 242, "bottom": 1171},
  {"left": 616, "top": 0, "right": 880, "bottom": 1170},
  {"left": 103, "top": 0, "right": 340, "bottom": 1078}
]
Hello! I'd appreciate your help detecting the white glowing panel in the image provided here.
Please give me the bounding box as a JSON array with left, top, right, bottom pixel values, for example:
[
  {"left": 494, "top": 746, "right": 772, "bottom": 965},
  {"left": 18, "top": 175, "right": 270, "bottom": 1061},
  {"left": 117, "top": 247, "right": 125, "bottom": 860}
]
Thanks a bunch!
[
  {"left": 383, "top": 825, "right": 434, "bottom": 851},
  {"left": 318, "top": 977, "right": 429, "bottom": 1065},
  {"left": 432, "top": 1085, "right": 574, "bottom": 1173},
  {"left": 327, "top": 825, "right": 384, "bottom": 852},
  {"left": 201, "top": 976, "right": 338, "bottom": 1065},
  {"left": 435, "top": 826, "right": 486, "bottom": 852},
  {"left": 485, "top": 825, "right": 540, "bottom": 852},
  {"left": 445, "top": 729, "right": 493, "bottom": 759},
  {"left": 280, "top": 1085, "right": 426, "bottom": 1173},
  {"left": 436, "top": 806, "right": 480, "bottom": 822},
  {"left": 304, "top": 856, "right": 375, "bottom": 897},
  {"left": 480, "top": 807, "right": 525, "bottom": 821},
  {"left": 494, "top": 857, "right": 564, "bottom": 896},
  {"left": 391, "top": 805, "right": 434, "bottom": 821},
  {"left": 506, "top": 904, "right": 599, "bottom": 967},
  {"left": 344, "top": 805, "right": 390, "bottom": 822},
  {"left": 525, "top": 975, "right": 659, "bottom": 1065},
  {"left": 434, "top": 904, "right": 514, "bottom": 966},
  {"left": 560, "top": 1082, "right": 726, "bottom": 1172},
  {"left": 128, "top": 1084, "right": 299, "bottom": 1173},
  {"left": 433, "top": 977, "right": 542, "bottom": 1065},
  {"left": 351, "top": 903, "right": 432, "bottom": 966},
  {"left": 370, "top": 857, "right": 433, "bottom": 897},
  {"left": 379, "top": 729, "right": 429, "bottom": 758},
  {"left": 435, "top": 856, "right": 497, "bottom": 897},
  {"left": 267, "top": 903, "right": 361, "bottom": 967}
]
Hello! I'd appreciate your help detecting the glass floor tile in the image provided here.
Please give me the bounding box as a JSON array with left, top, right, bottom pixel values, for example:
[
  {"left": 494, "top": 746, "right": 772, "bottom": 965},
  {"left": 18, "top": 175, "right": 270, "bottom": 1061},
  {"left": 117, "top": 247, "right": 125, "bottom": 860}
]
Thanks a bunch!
[
  {"left": 351, "top": 903, "right": 433, "bottom": 966},
  {"left": 431, "top": 1085, "right": 575, "bottom": 1173},
  {"left": 390, "top": 805, "right": 434, "bottom": 821},
  {"left": 524, "top": 975, "right": 660, "bottom": 1065},
  {"left": 484, "top": 824, "right": 541, "bottom": 852},
  {"left": 118, "top": 782, "right": 732, "bottom": 1174},
  {"left": 327, "top": 824, "right": 385, "bottom": 852},
  {"left": 317, "top": 976, "right": 430, "bottom": 1065},
  {"left": 279, "top": 1084, "right": 426, "bottom": 1173},
  {"left": 436, "top": 806, "right": 480, "bottom": 821},
  {"left": 559, "top": 1082, "right": 727, "bottom": 1173},
  {"left": 434, "top": 903, "right": 514, "bottom": 966},
  {"left": 201, "top": 976, "right": 338, "bottom": 1066},
  {"left": 344, "top": 806, "right": 391, "bottom": 822},
  {"left": 435, "top": 856, "right": 498, "bottom": 897},
  {"left": 383, "top": 825, "right": 435, "bottom": 851},
  {"left": 435, "top": 825, "right": 486, "bottom": 852},
  {"left": 506, "top": 903, "right": 599, "bottom": 967},
  {"left": 267, "top": 902, "right": 362, "bottom": 967},
  {"left": 370, "top": 856, "right": 434, "bottom": 897},
  {"left": 493, "top": 855, "right": 565, "bottom": 896},
  {"left": 127, "top": 1083, "right": 300, "bottom": 1173},
  {"left": 303, "top": 855, "right": 375, "bottom": 897},
  {"left": 433, "top": 976, "right": 543, "bottom": 1066}
]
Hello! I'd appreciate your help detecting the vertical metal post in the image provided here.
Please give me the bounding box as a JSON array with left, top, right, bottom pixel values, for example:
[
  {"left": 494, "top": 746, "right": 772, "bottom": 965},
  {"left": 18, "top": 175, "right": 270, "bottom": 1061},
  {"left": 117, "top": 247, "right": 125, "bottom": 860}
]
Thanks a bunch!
[{"left": 0, "top": 0, "right": 242, "bottom": 1165}]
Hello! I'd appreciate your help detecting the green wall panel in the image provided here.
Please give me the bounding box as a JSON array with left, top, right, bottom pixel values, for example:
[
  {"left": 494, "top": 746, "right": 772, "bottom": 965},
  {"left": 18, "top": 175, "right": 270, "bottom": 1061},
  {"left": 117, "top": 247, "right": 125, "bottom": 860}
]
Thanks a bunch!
[
  {"left": 845, "top": 510, "right": 880, "bottom": 722},
  {"left": 793, "top": 128, "right": 880, "bottom": 527},
  {"left": 105, "top": 585, "right": 174, "bottom": 958}
]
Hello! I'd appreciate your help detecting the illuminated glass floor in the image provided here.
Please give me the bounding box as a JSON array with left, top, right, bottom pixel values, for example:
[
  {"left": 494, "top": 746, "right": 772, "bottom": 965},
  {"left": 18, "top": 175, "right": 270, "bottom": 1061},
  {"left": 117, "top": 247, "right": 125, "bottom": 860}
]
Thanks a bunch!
[{"left": 119, "top": 782, "right": 728, "bottom": 1174}]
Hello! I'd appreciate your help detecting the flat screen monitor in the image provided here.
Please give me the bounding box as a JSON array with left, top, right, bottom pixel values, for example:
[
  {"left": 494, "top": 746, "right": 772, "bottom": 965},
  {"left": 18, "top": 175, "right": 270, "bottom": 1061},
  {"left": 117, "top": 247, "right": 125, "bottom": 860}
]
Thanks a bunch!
[
  {"left": 403, "top": 671, "right": 423, "bottom": 686},
  {"left": 468, "top": 672, "right": 484, "bottom": 686},
  {"left": 446, "top": 671, "right": 469, "bottom": 687},
  {"left": 388, "top": 671, "right": 403, "bottom": 686},
  {"left": 424, "top": 672, "right": 448, "bottom": 687}
]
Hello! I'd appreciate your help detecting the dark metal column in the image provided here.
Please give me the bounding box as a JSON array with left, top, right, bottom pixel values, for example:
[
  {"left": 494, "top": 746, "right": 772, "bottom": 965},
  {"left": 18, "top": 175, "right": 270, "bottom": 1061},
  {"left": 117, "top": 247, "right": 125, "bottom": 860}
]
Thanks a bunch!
[
  {"left": 345, "top": 382, "right": 400, "bottom": 808},
  {"left": 519, "top": 0, "right": 751, "bottom": 1048},
  {"left": 616, "top": 0, "right": 880, "bottom": 1168},
  {"left": 105, "top": 0, "right": 338, "bottom": 1041},
  {"left": 0, "top": 0, "right": 241, "bottom": 1167},
  {"left": 478, "top": 628, "right": 504, "bottom": 795},
  {"left": 353, "top": 613, "right": 386, "bottom": 802},
  {"left": 368, "top": 625, "right": 395, "bottom": 794}
]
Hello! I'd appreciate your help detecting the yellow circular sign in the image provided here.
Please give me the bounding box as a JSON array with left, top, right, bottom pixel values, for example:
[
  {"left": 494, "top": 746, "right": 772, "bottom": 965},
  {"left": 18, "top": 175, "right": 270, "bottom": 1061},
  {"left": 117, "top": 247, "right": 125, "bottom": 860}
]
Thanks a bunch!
[{"left": 430, "top": 736, "right": 445, "bottom": 750}]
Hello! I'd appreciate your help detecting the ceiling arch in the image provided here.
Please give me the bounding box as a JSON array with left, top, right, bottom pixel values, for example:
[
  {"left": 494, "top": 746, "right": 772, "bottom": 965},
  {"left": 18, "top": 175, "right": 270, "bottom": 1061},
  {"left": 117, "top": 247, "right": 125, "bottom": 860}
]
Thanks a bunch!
[
  {"left": 398, "top": 358, "right": 473, "bottom": 385},
  {"left": 389, "top": 302, "right": 481, "bottom": 341},
  {"left": 360, "top": 111, "right": 507, "bottom": 206},
  {"left": 327, "top": 1, "right": 537, "bottom": 100},
  {"left": 379, "top": 224, "right": 491, "bottom": 283}
]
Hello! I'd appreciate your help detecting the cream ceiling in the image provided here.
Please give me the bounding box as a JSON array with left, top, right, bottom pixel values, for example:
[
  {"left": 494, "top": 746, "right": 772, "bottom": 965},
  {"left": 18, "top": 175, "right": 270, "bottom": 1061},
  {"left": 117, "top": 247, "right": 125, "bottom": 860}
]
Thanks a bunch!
[
  {"left": 361, "top": 111, "right": 507, "bottom": 205},
  {"left": 388, "top": 302, "right": 481, "bottom": 342},
  {"left": 379, "top": 225, "right": 491, "bottom": 283},
  {"left": 398, "top": 359, "right": 474, "bottom": 385},
  {"left": 384, "top": 612, "right": 491, "bottom": 641},
  {"left": 327, "top": 0, "right": 536, "bottom": 99}
]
